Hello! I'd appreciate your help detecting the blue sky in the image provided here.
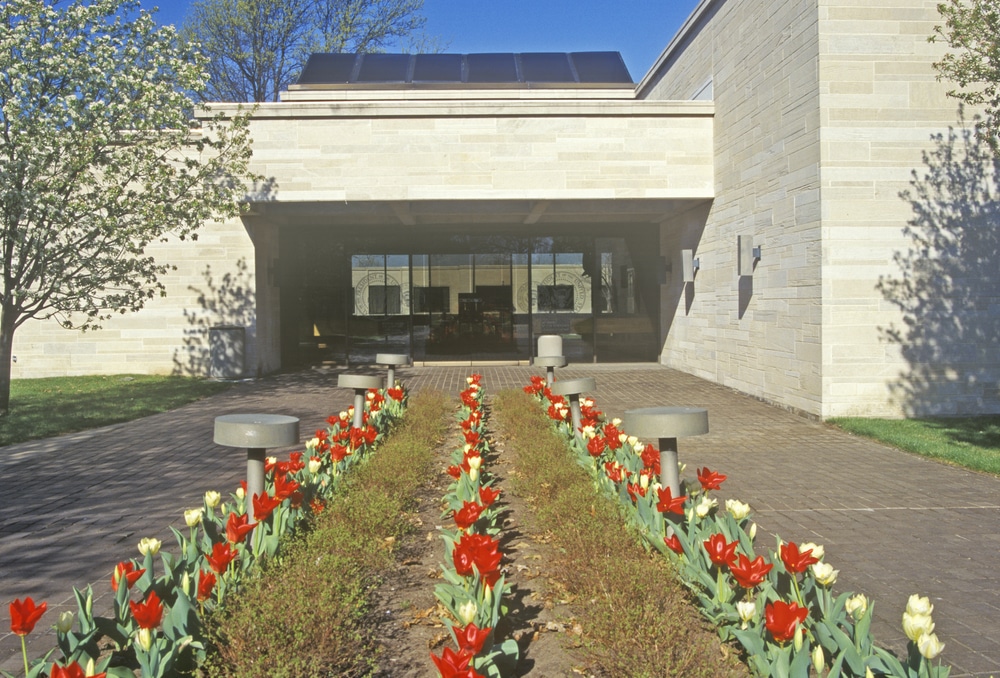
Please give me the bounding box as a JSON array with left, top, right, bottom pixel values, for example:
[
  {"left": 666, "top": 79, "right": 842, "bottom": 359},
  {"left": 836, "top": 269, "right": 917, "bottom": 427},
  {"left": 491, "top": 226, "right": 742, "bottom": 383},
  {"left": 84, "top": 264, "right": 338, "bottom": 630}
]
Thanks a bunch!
[{"left": 144, "top": 0, "right": 702, "bottom": 81}]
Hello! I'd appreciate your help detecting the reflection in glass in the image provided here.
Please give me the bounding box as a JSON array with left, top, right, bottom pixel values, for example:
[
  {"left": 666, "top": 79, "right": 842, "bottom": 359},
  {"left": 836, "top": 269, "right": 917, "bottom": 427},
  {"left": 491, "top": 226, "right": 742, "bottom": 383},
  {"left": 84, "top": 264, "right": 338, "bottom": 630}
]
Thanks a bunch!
[{"left": 281, "top": 227, "right": 659, "bottom": 365}]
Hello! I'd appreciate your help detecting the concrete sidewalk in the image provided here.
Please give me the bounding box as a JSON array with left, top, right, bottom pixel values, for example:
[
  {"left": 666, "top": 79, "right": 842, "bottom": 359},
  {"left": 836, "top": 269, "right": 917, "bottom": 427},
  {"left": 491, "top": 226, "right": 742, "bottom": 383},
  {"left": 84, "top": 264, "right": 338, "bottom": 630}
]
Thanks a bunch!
[{"left": 2, "top": 365, "right": 998, "bottom": 676}]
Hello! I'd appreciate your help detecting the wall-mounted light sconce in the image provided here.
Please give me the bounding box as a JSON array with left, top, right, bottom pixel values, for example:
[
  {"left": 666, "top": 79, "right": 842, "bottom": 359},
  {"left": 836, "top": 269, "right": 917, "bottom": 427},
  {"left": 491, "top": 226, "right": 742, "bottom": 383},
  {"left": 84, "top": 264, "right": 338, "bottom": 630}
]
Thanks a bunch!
[
  {"left": 681, "top": 249, "right": 700, "bottom": 283},
  {"left": 738, "top": 236, "right": 761, "bottom": 276}
]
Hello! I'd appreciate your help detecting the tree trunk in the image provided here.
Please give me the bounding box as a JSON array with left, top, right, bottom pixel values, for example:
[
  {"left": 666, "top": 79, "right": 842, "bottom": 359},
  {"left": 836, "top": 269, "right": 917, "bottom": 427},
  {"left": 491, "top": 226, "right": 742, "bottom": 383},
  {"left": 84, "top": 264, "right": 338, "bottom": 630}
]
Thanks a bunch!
[{"left": 0, "top": 307, "right": 16, "bottom": 416}]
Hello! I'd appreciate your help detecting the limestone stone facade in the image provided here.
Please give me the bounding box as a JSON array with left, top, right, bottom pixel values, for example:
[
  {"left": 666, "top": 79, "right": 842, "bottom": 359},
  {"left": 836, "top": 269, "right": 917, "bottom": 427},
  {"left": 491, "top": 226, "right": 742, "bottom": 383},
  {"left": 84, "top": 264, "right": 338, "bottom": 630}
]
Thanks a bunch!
[
  {"left": 644, "top": 0, "right": 994, "bottom": 417},
  {"left": 10, "top": 0, "right": 994, "bottom": 419}
]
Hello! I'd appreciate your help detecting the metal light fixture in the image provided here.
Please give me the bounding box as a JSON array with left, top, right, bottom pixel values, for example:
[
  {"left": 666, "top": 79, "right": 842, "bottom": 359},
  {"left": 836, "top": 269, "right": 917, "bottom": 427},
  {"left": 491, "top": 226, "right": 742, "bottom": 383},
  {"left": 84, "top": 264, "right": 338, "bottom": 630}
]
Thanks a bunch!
[
  {"left": 738, "top": 236, "right": 761, "bottom": 276},
  {"left": 681, "top": 249, "right": 700, "bottom": 283}
]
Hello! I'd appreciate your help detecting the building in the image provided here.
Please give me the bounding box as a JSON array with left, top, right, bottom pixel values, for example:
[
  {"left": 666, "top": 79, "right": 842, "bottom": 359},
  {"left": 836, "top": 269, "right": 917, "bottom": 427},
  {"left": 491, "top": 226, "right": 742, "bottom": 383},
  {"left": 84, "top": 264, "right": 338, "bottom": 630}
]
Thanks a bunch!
[{"left": 10, "top": 0, "right": 997, "bottom": 419}]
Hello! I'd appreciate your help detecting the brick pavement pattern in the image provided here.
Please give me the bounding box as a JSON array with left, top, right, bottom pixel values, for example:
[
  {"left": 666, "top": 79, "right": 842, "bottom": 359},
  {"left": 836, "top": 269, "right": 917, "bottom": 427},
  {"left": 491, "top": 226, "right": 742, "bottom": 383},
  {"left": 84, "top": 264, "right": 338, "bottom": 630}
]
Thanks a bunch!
[{"left": 1, "top": 365, "right": 997, "bottom": 676}]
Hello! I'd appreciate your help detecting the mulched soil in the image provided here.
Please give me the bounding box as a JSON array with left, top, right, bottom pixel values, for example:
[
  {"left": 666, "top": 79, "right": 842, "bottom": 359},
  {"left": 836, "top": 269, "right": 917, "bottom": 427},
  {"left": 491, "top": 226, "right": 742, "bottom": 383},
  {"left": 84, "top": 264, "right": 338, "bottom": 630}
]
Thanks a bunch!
[{"left": 368, "top": 402, "right": 604, "bottom": 677}]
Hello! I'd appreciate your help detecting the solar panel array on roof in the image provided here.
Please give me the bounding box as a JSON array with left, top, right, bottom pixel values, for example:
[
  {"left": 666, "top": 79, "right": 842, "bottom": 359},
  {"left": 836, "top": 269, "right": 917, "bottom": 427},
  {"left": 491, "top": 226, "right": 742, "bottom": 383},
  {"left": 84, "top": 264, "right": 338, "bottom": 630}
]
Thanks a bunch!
[
  {"left": 357, "top": 53, "right": 410, "bottom": 82},
  {"left": 295, "top": 52, "right": 633, "bottom": 86},
  {"left": 412, "top": 53, "right": 463, "bottom": 82},
  {"left": 466, "top": 53, "right": 518, "bottom": 83}
]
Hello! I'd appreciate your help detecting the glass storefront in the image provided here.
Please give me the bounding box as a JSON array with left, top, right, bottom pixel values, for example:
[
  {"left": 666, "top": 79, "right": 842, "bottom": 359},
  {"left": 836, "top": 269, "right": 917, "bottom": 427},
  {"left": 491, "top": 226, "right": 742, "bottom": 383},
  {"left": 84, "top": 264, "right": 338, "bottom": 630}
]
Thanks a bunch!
[{"left": 278, "top": 226, "right": 659, "bottom": 365}]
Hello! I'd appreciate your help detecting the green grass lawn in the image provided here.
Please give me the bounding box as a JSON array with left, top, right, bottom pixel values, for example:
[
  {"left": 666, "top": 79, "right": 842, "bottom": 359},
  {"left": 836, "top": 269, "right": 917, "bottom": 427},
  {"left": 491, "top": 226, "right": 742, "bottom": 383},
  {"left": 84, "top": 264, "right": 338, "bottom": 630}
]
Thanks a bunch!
[
  {"left": 0, "top": 374, "right": 232, "bottom": 447},
  {"left": 828, "top": 415, "right": 1000, "bottom": 476}
]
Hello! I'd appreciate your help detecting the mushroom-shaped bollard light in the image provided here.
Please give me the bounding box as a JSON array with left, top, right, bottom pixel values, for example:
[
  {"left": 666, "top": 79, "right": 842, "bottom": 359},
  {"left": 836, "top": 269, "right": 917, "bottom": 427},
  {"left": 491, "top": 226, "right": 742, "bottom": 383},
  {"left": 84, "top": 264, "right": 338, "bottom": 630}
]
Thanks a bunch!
[
  {"left": 337, "top": 374, "right": 384, "bottom": 429},
  {"left": 214, "top": 414, "right": 299, "bottom": 522},
  {"left": 549, "top": 377, "right": 596, "bottom": 440},
  {"left": 375, "top": 353, "right": 410, "bottom": 388},
  {"left": 533, "top": 355, "right": 567, "bottom": 386},
  {"left": 537, "top": 334, "right": 563, "bottom": 358},
  {"left": 623, "top": 407, "right": 708, "bottom": 498}
]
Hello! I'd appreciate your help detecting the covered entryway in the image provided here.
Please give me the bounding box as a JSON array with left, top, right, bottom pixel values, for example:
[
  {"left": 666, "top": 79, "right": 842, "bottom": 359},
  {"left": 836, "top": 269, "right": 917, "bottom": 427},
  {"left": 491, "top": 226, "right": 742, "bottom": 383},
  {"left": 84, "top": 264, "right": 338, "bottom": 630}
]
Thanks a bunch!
[{"left": 274, "top": 217, "right": 671, "bottom": 366}]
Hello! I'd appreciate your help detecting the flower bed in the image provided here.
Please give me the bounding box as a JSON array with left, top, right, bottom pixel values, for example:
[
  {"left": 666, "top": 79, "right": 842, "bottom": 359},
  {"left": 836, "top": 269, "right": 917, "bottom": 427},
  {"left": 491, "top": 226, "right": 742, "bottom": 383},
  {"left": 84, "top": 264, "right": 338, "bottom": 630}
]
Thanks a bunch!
[
  {"left": 523, "top": 375, "right": 949, "bottom": 678},
  {"left": 5, "top": 386, "right": 407, "bottom": 678},
  {"left": 431, "top": 374, "right": 519, "bottom": 678}
]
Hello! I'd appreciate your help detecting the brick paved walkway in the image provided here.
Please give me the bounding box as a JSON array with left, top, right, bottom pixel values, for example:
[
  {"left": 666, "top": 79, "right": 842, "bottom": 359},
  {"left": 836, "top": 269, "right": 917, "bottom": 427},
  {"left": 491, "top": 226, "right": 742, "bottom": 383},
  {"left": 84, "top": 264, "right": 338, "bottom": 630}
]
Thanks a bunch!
[{"left": 2, "top": 365, "right": 997, "bottom": 676}]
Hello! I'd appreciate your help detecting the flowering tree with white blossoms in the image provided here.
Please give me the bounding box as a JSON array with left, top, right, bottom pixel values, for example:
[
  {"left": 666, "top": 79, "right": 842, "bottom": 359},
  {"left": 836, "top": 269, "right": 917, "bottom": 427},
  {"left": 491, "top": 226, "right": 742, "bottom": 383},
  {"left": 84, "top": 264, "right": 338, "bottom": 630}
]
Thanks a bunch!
[{"left": 0, "top": 0, "right": 256, "bottom": 415}]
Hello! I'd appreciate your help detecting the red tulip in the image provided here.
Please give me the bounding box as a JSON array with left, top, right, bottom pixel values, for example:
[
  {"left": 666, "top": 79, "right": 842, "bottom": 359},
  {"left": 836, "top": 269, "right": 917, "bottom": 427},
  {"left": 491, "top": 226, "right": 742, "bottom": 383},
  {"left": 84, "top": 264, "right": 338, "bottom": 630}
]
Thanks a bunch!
[
  {"left": 463, "top": 430, "right": 480, "bottom": 445},
  {"left": 349, "top": 427, "right": 366, "bottom": 450},
  {"left": 523, "top": 376, "right": 545, "bottom": 396},
  {"left": 431, "top": 647, "right": 484, "bottom": 678},
  {"left": 478, "top": 486, "right": 500, "bottom": 506},
  {"left": 309, "top": 498, "right": 325, "bottom": 513},
  {"left": 780, "top": 542, "right": 819, "bottom": 574},
  {"left": 639, "top": 445, "right": 660, "bottom": 473},
  {"left": 604, "top": 462, "right": 625, "bottom": 484},
  {"left": 703, "top": 533, "right": 738, "bottom": 567},
  {"left": 197, "top": 571, "right": 216, "bottom": 602},
  {"left": 206, "top": 541, "right": 239, "bottom": 574},
  {"left": 626, "top": 482, "right": 647, "bottom": 502},
  {"left": 273, "top": 473, "right": 300, "bottom": 501},
  {"left": 656, "top": 486, "right": 687, "bottom": 515},
  {"left": 446, "top": 465, "right": 462, "bottom": 479},
  {"left": 664, "top": 534, "right": 683, "bottom": 554},
  {"left": 453, "top": 622, "right": 491, "bottom": 656},
  {"left": 729, "top": 553, "right": 773, "bottom": 588},
  {"left": 226, "top": 512, "right": 253, "bottom": 544},
  {"left": 388, "top": 387, "right": 404, "bottom": 401},
  {"left": 603, "top": 425, "right": 622, "bottom": 450},
  {"left": 129, "top": 591, "right": 164, "bottom": 630},
  {"left": 453, "top": 544, "right": 476, "bottom": 576},
  {"left": 50, "top": 662, "right": 106, "bottom": 678},
  {"left": 330, "top": 444, "right": 348, "bottom": 462},
  {"left": 252, "top": 491, "right": 282, "bottom": 521},
  {"left": 452, "top": 533, "right": 502, "bottom": 581},
  {"left": 586, "top": 436, "right": 606, "bottom": 457},
  {"left": 697, "top": 467, "right": 727, "bottom": 491},
  {"left": 111, "top": 561, "right": 145, "bottom": 592},
  {"left": 460, "top": 412, "right": 481, "bottom": 431},
  {"left": 453, "top": 501, "right": 484, "bottom": 530},
  {"left": 9, "top": 597, "right": 47, "bottom": 636},
  {"left": 765, "top": 600, "right": 809, "bottom": 643}
]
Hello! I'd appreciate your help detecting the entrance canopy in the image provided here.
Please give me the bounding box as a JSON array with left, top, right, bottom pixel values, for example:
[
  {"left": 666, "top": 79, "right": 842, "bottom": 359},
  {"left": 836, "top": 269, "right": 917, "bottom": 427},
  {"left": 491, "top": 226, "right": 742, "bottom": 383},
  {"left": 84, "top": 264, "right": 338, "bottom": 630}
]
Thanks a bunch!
[
  {"left": 243, "top": 198, "right": 703, "bottom": 228},
  {"left": 206, "top": 57, "right": 714, "bottom": 370}
]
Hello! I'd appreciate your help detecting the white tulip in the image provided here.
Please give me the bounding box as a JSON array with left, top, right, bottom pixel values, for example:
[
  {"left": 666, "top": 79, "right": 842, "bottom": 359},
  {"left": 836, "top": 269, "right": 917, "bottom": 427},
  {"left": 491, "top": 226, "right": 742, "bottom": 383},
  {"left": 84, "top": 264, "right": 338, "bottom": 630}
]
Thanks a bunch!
[
  {"left": 725, "top": 498, "right": 751, "bottom": 520},
  {"left": 917, "top": 632, "right": 945, "bottom": 659},
  {"left": 811, "top": 561, "right": 839, "bottom": 586},
  {"left": 906, "top": 594, "right": 933, "bottom": 616},
  {"left": 695, "top": 495, "right": 717, "bottom": 518},
  {"left": 845, "top": 593, "right": 868, "bottom": 619},
  {"left": 800, "top": 542, "right": 824, "bottom": 560},
  {"left": 902, "top": 612, "right": 935, "bottom": 642}
]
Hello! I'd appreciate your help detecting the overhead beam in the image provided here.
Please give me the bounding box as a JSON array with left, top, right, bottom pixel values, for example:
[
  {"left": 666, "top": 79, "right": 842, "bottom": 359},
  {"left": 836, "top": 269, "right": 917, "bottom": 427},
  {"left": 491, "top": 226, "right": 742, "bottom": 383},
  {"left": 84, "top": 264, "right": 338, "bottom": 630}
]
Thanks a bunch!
[
  {"left": 523, "top": 200, "right": 550, "bottom": 225},
  {"left": 390, "top": 201, "right": 417, "bottom": 226}
]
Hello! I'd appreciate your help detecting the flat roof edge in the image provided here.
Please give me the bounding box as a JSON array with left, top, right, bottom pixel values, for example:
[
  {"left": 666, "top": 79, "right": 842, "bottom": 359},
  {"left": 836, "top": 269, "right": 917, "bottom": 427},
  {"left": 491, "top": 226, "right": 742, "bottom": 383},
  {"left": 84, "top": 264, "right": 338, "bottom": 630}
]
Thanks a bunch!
[
  {"left": 637, "top": 0, "right": 720, "bottom": 96},
  {"left": 197, "top": 100, "right": 714, "bottom": 120}
]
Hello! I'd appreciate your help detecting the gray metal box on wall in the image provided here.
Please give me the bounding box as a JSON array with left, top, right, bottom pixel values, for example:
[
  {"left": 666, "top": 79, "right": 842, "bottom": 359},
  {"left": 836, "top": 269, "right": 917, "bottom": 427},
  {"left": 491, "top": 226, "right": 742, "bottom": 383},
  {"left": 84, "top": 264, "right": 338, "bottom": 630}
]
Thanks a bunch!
[{"left": 209, "top": 325, "right": 246, "bottom": 379}]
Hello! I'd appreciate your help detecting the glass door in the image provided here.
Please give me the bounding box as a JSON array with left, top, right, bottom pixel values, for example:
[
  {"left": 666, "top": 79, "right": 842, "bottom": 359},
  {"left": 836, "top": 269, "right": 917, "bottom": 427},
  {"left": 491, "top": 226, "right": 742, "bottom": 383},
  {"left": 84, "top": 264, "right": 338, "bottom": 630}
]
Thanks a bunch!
[
  {"left": 530, "top": 238, "right": 594, "bottom": 362},
  {"left": 347, "top": 254, "right": 410, "bottom": 363}
]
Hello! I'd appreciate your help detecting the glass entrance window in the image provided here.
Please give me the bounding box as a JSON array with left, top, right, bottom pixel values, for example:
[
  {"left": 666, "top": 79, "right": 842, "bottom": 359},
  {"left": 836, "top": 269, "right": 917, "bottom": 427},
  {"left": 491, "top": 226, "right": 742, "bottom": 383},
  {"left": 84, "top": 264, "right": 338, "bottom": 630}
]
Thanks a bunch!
[
  {"left": 530, "top": 239, "right": 594, "bottom": 362},
  {"left": 349, "top": 254, "right": 410, "bottom": 363},
  {"left": 415, "top": 253, "right": 519, "bottom": 359},
  {"left": 280, "top": 226, "right": 659, "bottom": 366},
  {"left": 594, "top": 237, "right": 658, "bottom": 361}
]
